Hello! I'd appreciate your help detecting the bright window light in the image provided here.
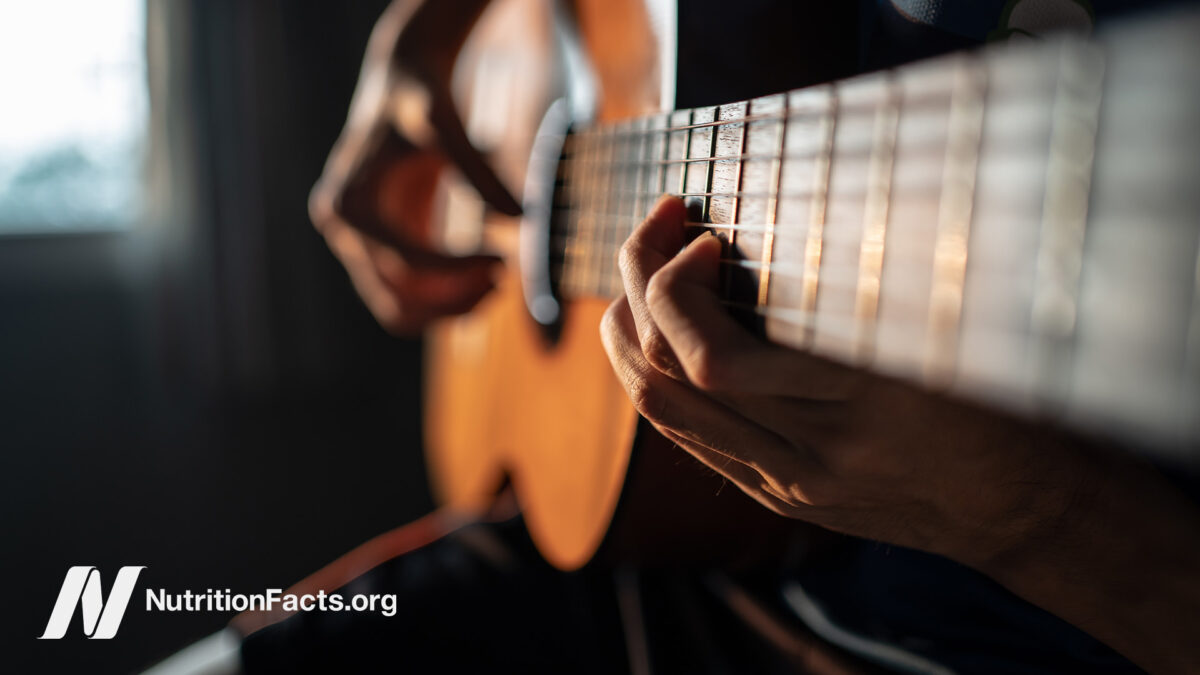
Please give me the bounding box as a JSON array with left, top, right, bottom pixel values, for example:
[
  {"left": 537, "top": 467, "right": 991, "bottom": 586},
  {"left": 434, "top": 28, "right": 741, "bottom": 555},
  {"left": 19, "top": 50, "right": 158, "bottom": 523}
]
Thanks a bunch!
[{"left": 0, "top": 0, "right": 147, "bottom": 234}]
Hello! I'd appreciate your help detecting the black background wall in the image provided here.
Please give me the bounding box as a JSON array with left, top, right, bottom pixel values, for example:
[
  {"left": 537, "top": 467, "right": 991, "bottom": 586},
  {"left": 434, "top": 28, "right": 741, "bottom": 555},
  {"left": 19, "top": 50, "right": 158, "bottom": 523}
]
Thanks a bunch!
[{"left": 0, "top": 2, "right": 436, "bottom": 672}]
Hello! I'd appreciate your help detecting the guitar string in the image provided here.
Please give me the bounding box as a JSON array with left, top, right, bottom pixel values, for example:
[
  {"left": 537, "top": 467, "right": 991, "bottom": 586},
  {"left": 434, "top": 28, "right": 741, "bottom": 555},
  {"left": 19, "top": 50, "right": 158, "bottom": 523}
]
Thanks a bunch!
[
  {"left": 549, "top": 237, "right": 1029, "bottom": 285},
  {"left": 555, "top": 136, "right": 1038, "bottom": 169},
  {"left": 710, "top": 300, "right": 1030, "bottom": 335},
  {"left": 552, "top": 187, "right": 938, "bottom": 201},
  {"left": 556, "top": 73, "right": 982, "bottom": 310}
]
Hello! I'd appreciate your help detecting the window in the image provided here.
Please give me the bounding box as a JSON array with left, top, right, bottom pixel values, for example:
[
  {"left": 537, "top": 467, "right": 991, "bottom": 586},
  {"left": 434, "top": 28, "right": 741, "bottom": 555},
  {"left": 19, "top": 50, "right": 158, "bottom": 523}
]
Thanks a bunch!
[{"left": 0, "top": 0, "right": 147, "bottom": 234}]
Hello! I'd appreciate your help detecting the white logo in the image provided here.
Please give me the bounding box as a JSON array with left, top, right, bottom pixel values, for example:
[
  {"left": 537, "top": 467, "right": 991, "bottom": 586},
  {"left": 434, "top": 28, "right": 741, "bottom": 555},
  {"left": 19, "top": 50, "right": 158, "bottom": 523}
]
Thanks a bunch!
[{"left": 39, "top": 566, "right": 145, "bottom": 639}]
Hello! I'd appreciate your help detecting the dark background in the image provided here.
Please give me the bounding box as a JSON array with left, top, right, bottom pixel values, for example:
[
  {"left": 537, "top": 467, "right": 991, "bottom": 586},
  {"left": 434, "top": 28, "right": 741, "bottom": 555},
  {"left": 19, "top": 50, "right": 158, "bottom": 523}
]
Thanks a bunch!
[{"left": 0, "top": 2, "right": 436, "bottom": 672}]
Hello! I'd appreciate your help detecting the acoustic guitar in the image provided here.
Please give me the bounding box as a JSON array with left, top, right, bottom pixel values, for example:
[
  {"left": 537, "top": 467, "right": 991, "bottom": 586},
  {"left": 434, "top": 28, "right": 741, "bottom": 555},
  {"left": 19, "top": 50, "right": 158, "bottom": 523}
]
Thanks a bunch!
[{"left": 421, "top": 0, "right": 1200, "bottom": 570}]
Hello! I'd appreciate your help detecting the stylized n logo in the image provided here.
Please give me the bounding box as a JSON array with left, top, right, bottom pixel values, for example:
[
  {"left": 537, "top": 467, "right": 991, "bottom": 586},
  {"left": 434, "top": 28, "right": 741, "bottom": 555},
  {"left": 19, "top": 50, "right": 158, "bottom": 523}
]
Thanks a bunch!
[{"left": 39, "top": 566, "right": 145, "bottom": 639}]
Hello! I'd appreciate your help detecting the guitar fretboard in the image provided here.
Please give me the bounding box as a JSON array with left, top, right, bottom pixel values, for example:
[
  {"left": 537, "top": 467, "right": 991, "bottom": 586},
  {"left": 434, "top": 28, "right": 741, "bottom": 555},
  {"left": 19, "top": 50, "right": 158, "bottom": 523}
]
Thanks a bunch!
[{"left": 548, "top": 10, "right": 1200, "bottom": 457}]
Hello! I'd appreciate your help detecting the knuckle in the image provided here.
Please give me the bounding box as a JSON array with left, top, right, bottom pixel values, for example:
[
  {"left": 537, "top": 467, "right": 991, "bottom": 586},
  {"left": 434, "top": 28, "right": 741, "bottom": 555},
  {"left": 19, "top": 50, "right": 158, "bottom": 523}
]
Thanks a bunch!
[
  {"left": 617, "top": 240, "right": 643, "bottom": 279},
  {"left": 308, "top": 184, "right": 338, "bottom": 232},
  {"left": 374, "top": 305, "right": 411, "bottom": 338},
  {"left": 380, "top": 319, "right": 410, "bottom": 338},
  {"left": 641, "top": 333, "right": 676, "bottom": 373},
  {"left": 626, "top": 374, "right": 665, "bottom": 422},
  {"left": 786, "top": 473, "right": 834, "bottom": 508},
  {"left": 600, "top": 302, "right": 623, "bottom": 346}
]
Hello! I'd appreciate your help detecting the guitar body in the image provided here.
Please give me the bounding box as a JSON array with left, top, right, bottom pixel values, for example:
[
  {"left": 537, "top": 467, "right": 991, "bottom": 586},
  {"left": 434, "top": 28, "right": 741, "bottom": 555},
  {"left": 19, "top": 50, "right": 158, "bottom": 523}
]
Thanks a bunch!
[
  {"left": 428, "top": 273, "right": 643, "bottom": 570},
  {"left": 423, "top": 0, "right": 792, "bottom": 570}
]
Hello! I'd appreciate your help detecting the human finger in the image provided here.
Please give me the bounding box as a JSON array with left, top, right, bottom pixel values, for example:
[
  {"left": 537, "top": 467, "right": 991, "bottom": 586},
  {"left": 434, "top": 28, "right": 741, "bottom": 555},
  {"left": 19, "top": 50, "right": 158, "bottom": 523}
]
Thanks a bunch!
[
  {"left": 324, "top": 220, "right": 497, "bottom": 335},
  {"left": 617, "top": 195, "right": 689, "bottom": 379},
  {"left": 646, "top": 232, "right": 861, "bottom": 400},
  {"left": 600, "top": 296, "right": 811, "bottom": 478}
]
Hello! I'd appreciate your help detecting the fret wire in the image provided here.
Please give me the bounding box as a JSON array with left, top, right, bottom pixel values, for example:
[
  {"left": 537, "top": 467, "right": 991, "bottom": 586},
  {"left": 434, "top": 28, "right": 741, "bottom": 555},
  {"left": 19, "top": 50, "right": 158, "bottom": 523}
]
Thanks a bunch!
[
  {"left": 611, "top": 127, "right": 627, "bottom": 295},
  {"left": 628, "top": 117, "right": 651, "bottom": 296},
  {"left": 596, "top": 127, "right": 612, "bottom": 297},
  {"left": 1030, "top": 39, "right": 1104, "bottom": 405},
  {"left": 656, "top": 113, "right": 670, "bottom": 199},
  {"left": 620, "top": 121, "right": 639, "bottom": 295},
  {"left": 602, "top": 127, "right": 621, "bottom": 296},
  {"left": 800, "top": 85, "right": 839, "bottom": 347},
  {"left": 631, "top": 116, "right": 649, "bottom": 226},
  {"left": 726, "top": 103, "right": 750, "bottom": 295},
  {"left": 619, "top": 120, "right": 648, "bottom": 296},
  {"left": 678, "top": 109, "right": 692, "bottom": 197},
  {"left": 625, "top": 118, "right": 640, "bottom": 294},
  {"left": 615, "top": 120, "right": 643, "bottom": 296},
  {"left": 702, "top": 109, "right": 720, "bottom": 223},
  {"left": 923, "top": 55, "right": 987, "bottom": 386},
  {"left": 605, "top": 125, "right": 621, "bottom": 297},
  {"left": 759, "top": 96, "right": 788, "bottom": 308},
  {"left": 853, "top": 75, "right": 901, "bottom": 364},
  {"left": 641, "top": 120, "right": 656, "bottom": 221}
]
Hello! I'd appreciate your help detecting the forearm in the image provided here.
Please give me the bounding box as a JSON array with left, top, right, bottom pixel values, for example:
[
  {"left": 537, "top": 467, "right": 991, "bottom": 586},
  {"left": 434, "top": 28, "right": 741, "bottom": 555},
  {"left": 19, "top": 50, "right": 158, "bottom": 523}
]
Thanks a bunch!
[{"left": 979, "top": 448, "right": 1200, "bottom": 674}]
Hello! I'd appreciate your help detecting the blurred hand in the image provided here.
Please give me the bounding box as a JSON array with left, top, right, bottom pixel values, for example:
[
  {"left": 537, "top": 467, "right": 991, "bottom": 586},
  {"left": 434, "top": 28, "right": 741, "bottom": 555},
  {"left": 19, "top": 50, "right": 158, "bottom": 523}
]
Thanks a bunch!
[
  {"left": 310, "top": 0, "right": 520, "bottom": 335},
  {"left": 600, "top": 195, "right": 1090, "bottom": 568}
]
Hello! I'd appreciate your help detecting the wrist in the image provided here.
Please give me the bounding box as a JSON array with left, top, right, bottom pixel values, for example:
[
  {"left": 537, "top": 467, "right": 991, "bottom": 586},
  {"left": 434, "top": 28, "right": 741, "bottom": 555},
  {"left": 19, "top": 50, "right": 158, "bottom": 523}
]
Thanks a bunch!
[
  {"left": 971, "top": 437, "right": 1104, "bottom": 580},
  {"left": 970, "top": 443, "right": 1200, "bottom": 674},
  {"left": 934, "top": 421, "right": 1097, "bottom": 575}
]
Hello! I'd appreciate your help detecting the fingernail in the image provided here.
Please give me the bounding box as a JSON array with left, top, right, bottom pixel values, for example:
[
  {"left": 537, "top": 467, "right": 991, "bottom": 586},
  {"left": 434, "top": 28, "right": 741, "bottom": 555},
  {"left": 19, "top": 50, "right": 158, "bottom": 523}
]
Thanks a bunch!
[{"left": 688, "top": 230, "right": 720, "bottom": 250}]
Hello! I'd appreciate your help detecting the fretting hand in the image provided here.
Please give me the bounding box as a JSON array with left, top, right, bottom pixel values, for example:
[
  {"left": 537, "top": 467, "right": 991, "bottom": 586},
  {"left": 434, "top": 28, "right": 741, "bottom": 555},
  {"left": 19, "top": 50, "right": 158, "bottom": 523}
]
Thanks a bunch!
[
  {"left": 600, "top": 195, "right": 1089, "bottom": 566},
  {"left": 601, "top": 195, "right": 1200, "bottom": 675}
]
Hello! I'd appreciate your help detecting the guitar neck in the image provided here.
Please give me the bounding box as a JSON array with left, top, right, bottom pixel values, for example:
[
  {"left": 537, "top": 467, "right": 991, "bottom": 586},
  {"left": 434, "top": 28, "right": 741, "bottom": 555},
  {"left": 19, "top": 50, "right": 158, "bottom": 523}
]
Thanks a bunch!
[{"left": 551, "top": 9, "right": 1200, "bottom": 457}]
